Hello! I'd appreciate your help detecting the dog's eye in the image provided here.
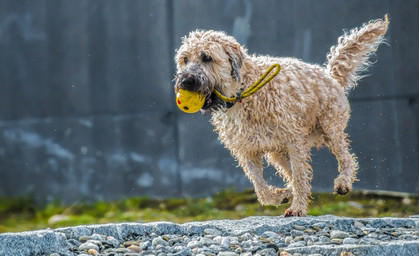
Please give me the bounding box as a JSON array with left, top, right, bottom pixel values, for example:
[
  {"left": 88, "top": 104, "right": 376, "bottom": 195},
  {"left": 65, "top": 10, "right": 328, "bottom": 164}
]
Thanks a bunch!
[
  {"left": 202, "top": 54, "right": 213, "bottom": 63},
  {"left": 183, "top": 57, "right": 188, "bottom": 64}
]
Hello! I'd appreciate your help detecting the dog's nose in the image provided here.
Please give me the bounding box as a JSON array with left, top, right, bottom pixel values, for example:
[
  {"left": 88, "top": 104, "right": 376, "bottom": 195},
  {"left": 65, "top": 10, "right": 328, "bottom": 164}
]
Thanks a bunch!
[{"left": 182, "top": 76, "right": 196, "bottom": 90}]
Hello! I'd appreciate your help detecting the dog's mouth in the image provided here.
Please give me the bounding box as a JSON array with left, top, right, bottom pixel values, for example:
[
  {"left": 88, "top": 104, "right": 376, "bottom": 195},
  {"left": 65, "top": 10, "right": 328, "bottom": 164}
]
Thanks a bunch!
[
  {"left": 202, "top": 92, "right": 216, "bottom": 110},
  {"left": 201, "top": 88, "right": 229, "bottom": 114},
  {"left": 200, "top": 92, "right": 218, "bottom": 114}
]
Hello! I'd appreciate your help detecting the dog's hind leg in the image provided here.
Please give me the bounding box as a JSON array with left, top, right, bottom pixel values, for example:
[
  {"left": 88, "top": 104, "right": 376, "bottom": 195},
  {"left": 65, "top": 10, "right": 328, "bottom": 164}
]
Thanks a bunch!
[
  {"left": 239, "top": 154, "right": 291, "bottom": 206},
  {"left": 328, "top": 131, "right": 358, "bottom": 195},
  {"left": 321, "top": 118, "right": 359, "bottom": 195}
]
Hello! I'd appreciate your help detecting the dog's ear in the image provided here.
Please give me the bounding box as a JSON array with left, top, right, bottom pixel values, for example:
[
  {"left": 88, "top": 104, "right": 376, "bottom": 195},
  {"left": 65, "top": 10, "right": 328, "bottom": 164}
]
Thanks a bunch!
[{"left": 225, "top": 43, "right": 245, "bottom": 82}]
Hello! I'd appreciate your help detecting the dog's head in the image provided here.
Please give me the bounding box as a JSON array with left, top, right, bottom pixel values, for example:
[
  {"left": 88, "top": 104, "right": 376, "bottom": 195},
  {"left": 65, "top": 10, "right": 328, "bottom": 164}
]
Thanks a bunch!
[{"left": 174, "top": 30, "right": 247, "bottom": 114}]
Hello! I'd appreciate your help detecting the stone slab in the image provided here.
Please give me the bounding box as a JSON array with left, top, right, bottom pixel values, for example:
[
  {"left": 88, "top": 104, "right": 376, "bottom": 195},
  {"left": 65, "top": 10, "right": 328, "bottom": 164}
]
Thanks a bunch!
[{"left": 1, "top": 215, "right": 418, "bottom": 256}]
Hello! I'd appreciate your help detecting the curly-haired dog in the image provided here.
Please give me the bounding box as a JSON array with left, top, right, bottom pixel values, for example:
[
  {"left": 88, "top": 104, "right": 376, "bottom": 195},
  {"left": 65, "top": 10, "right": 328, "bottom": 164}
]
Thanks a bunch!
[{"left": 174, "top": 16, "right": 389, "bottom": 216}]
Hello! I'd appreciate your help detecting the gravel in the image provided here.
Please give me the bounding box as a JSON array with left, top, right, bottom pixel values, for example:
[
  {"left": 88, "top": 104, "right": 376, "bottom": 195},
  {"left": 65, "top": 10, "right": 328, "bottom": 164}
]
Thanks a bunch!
[{"left": 0, "top": 215, "right": 418, "bottom": 256}]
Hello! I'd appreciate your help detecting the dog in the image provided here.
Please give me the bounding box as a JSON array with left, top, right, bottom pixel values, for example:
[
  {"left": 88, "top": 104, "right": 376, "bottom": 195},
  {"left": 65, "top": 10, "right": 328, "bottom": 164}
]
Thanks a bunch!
[{"left": 174, "top": 16, "right": 389, "bottom": 217}]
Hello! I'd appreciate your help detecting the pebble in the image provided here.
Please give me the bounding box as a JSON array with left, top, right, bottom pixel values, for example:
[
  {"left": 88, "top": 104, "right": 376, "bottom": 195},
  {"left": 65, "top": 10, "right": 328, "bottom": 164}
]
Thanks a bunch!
[
  {"left": 292, "top": 225, "right": 306, "bottom": 231},
  {"left": 79, "top": 242, "right": 99, "bottom": 252},
  {"left": 304, "top": 228, "right": 316, "bottom": 234},
  {"left": 285, "top": 236, "right": 293, "bottom": 244},
  {"left": 220, "top": 237, "right": 230, "bottom": 248},
  {"left": 287, "top": 241, "right": 305, "bottom": 248},
  {"left": 152, "top": 236, "right": 170, "bottom": 246},
  {"left": 261, "top": 231, "right": 279, "bottom": 238},
  {"left": 90, "top": 234, "right": 105, "bottom": 241},
  {"left": 330, "top": 230, "right": 349, "bottom": 239},
  {"left": 140, "top": 240, "right": 152, "bottom": 250},
  {"left": 128, "top": 244, "right": 142, "bottom": 252},
  {"left": 312, "top": 222, "right": 327, "bottom": 229},
  {"left": 290, "top": 230, "right": 304, "bottom": 237},
  {"left": 87, "top": 248, "right": 98, "bottom": 255},
  {"left": 304, "top": 236, "right": 316, "bottom": 246},
  {"left": 204, "top": 228, "right": 222, "bottom": 236},
  {"left": 318, "top": 236, "right": 330, "bottom": 244},
  {"left": 354, "top": 221, "right": 365, "bottom": 229},
  {"left": 201, "top": 237, "right": 218, "bottom": 246},
  {"left": 293, "top": 236, "right": 304, "bottom": 242},
  {"left": 78, "top": 236, "right": 91, "bottom": 243},
  {"left": 343, "top": 237, "right": 357, "bottom": 244},
  {"left": 67, "top": 238, "right": 81, "bottom": 250},
  {"left": 280, "top": 252, "right": 292, "bottom": 256},
  {"left": 331, "top": 238, "right": 343, "bottom": 244},
  {"left": 106, "top": 236, "right": 120, "bottom": 248},
  {"left": 217, "top": 252, "right": 237, "bottom": 256}
]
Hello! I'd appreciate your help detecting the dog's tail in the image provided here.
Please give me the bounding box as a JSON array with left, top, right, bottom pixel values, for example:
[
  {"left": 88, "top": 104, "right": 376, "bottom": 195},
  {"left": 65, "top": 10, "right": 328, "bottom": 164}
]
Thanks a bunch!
[{"left": 326, "top": 15, "right": 389, "bottom": 90}]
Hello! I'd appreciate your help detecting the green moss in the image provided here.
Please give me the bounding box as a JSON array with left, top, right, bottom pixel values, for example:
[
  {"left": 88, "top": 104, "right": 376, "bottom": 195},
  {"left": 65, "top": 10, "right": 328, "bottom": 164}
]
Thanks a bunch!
[{"left": 0, "top": 189, "right": 418, "bottom": 233}]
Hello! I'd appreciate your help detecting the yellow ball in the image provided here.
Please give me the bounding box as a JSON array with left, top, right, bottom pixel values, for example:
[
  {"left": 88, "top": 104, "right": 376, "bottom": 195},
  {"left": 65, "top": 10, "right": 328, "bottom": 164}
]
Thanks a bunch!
[{"left": 176, "top": 89, "right": 205, "bottom": 113}]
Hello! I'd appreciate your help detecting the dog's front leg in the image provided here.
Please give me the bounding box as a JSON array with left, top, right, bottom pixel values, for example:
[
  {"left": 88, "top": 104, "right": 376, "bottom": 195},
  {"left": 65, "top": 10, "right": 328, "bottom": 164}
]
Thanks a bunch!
[{"left": 283, "top": 142, "right": 313, "bottom": 217}]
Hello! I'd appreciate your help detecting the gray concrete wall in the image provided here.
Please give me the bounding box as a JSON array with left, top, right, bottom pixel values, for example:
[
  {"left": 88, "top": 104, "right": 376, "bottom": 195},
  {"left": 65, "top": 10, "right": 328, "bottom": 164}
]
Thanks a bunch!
[{"left": 0, "top": 0, "right": 418, "bottom": 203}]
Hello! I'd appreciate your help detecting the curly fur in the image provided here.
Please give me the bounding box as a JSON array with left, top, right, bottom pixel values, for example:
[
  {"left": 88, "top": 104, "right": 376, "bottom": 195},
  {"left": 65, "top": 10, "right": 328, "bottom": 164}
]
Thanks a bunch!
[
  {"left": 327, "top": 16, "right": 389, "bottom": 90},
  {"left": 174, "top": 16, "right": 389, "bottom": 217}
]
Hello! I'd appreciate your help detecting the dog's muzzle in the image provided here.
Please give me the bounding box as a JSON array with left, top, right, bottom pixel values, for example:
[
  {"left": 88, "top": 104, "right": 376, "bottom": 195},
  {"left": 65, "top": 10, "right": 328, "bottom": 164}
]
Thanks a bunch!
[{"left": 181, "top": 75, "right": 199, "bottom": 91}]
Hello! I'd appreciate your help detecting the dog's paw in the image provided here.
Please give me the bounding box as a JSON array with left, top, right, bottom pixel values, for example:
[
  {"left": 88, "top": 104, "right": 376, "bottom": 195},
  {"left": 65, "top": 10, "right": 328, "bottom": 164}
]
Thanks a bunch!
[
  {"left": 270, "top": 187, "right": 292, "bottom": 205},
  {"left": 256, "top": 186, "right": 292, "bottom": 206},
  {"left": 335, "top": 185, "right": 350, "bottom": 195},
  {"left": 283, "top": 208, "right": 306, "bottom": 217},
  {"left": 334, "top": 176, "right": 352, "bottom": 195},
  {"left": 258, "top": 193, "right": 290, "bottom": 206}
]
